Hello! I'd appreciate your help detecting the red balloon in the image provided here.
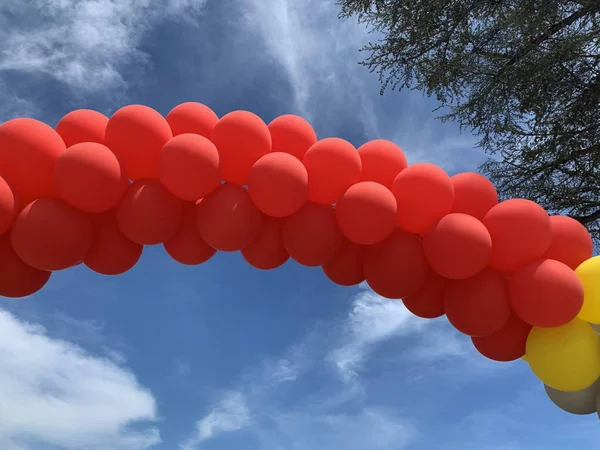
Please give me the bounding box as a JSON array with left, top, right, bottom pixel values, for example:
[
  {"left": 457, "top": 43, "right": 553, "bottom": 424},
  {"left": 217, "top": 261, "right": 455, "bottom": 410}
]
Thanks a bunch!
[
  {"left": 268, "top": 114, "right": 317, "bottom": 160},
  {"left": 55, "top": 109, "right": 108, "bottom": 147},
  {"left": 11, "top": 198, "right": 92, "bottom": 271},
  {"left": 196, "top": 184, "right": 263, "bottom": 251},
  {"left": 0, "top": 176, "right": 17, "bottom": 235},
  {"left": 158, "top": 134, "right": 220, "bottom": 201},
  {"left": 116, "top": 179, "right": 183, "bottom": 245},
  {"left": 508, "top": 259, "right": 583, "bottom": 328},
  {"left": 545, "top": 215, "right": 593, "bottom": 270},
  {"left": 0, "top": 234, "right": 51, "bottom": 297},
  {"left": 444, "top": 269, "right": 511, "bottom": 337},
  {"left": 482, "top": 199, "right": 551, "bottom": 272},
  {"left": 358, "top": 140, "right": 407, "bottom": 189},
  {"left": 84, "top": 211, "right": 143, "bottom": 275},
  {"left": 166, "top": 102, "right": 218, "bottom": 138},
  {"left": 335, "top": 181, "right": 397, "bottom": 245},
  {"left": 54, "top": 142, "right": 128, "bottom": 213},
  {"left": 450, "top": 172, "right": 498, "bottom": 220},
  {"left": 423, "top": 213, "right": 492, "bottom": 279},
  {"left": 471, "top": 314, "right": 532, "bottom": 362},
  {"left": 303, "top": 138, "right": 362, "bottom": 205},
  {"left": 391, "top": 163, "right": 454, "bottom": 234},
  {"left": 282, "top": 202, "right": 343, "bottom": 266},
  {"left": 248, "top": 152, "right": 308, "bottom": 217},
  {"left": 402, "top": 270, "right": 446, "bottom": 319},
  {"left": 322, "top": 238, "right": 365, "bottom": 286},
  {"left": 364, "top": 229, "right": 428, "bottom": 299},
  {"left": 164, "top": 202, "right": 216, "bottom": 265},
  {"left": 104, "top": 105, "right": 173, "bottom": 180},
  {"left": 0, "top": 118, "right": 66, "bottom": 206},
  {"left": 242, "top": 216, "right": 289, "bottom": 270},
  {"left": 210, "top": 110, "right": 271, "bottom": 186}
]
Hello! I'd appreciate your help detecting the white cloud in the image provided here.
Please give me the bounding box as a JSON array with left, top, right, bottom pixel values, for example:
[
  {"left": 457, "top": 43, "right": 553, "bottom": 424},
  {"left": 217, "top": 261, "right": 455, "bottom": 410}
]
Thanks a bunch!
[{"left": 0, "top": 309, "right": 160, "bottom": 450}]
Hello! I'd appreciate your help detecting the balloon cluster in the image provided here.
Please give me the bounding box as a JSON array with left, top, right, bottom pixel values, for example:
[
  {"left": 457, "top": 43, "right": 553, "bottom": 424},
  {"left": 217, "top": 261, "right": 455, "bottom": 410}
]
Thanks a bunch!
[{"left": 1, "top": 102, "right": 600, "bottom": 417}]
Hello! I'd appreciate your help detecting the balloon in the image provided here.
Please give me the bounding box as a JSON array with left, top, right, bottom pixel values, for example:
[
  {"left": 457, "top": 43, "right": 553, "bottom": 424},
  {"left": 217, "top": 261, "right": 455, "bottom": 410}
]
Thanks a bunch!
[
  {"left": 0, "top": 176, "right": 17, "bottom": 235},
  {"left": 248, "top": 152, "right": 308, "bottom": 217},
  {"left": 575, "top": 256, "right": 600, "bottom": 324},
  {"left": 402, "top": 270, "right": 446, "bottom": 319},
  {"left": 423, "top": 213, "right": 491, "bottom": 279},
  {"left": 242, "top": 216, "right": 289, "bottom": 270},
  {"left": 391, "top": 163, "right": 454, "bottom": 234},
  {"left": 545, "top": 215, "right": 593, "bottom": 270},
  {"left": 444, "top": 269, "right": 511, "bottom": 337},
  {"left": 54, "top": 142, "right": 128, "bottom": 213},
  {"left": 164, "top": 202, "right": 216, "bottom": 265},
  {"left": 165, "top": 102, "right": 218, "bottom": 138},
  {"left": 482, "top": 199, "right": 552, "bottom": 273},
  {"left": 196, "top": 183, "right": 263, "bottom": 252},
  {"left": 11, "top": 198, "right": 92, "bottom": 271},
  {"left": 282, "top": 202, "right": 343, "bottom": 266},
  {"left": 303, "top": 138, "right": 362, "bottom": 205},
  {"left": 471, "top": 314, "right": 532, "bottom": 362},
  {"left": 357, "top": 140, "right": 407, "bottom": 189},
  {"left": 84, "top": 211, "right": 143, "bottom": 275},
  {"left": 268, "top": 114, "right": 317, "bottom": 160},
  {"left": 104, "top": 104, "right": 173, "bottom": 180},
  {"left": 0, "top": 234, "right": 51, "bottom": 297},
  {"left": 544, "top": 378, "right": 600, "bottom": 415},
  {"left": 363, "top": 229, "right": 428, "bottom": 299},
  {"left": 450, "top": 172, "right": 498, "bottom": 220},
  {"left": 210, "top": 110, "right": 271, "bottom": 186},
  {"left": 526, "top": 318, "right": 600, "bottom": 392},
  {"left": 322, "top": 238, "right": 365, "bottom": 286},
  {"left": 158, "top": 133, "right": 220, "bottom": 201},
  {"left": 0, "top": 118, "right": 66, "bottom": 206},
  {"left": 509, "top": 259, "right": 583, "bottom": 328},
  {"left": 116, "top": 179, "right": 183, "bottom": 245},
  {"left": 55, "top": 109, "right": 108, "bottom": 147}
]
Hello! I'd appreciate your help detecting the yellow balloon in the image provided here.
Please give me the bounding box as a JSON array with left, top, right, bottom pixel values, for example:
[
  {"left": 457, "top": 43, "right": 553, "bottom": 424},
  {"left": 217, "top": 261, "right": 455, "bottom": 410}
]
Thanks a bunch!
[
  {"left": 526, "top": 318, "right": 600, "bottom": 392},
  {"left": 575, "top": 256, "right": 600, "bottom": 323},
  {"left": 521, "top": 355, "right": 528, "bottom": 363}
]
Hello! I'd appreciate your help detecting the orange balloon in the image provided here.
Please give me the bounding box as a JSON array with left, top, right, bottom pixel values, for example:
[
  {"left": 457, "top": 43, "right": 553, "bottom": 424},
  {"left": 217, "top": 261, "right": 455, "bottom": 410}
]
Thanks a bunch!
[
  {"left": 0, "top": 176, "right": 17, "bottom": 235},
  {"left": 248, "top": 152, "right": 308, "bottom": 217},
  {"left": 509, "top": 259, "right": 583, "bottom": 328},
  {"left": 335, "top": 181, "right": 397, "bottom": 245},
  {"left": 11, "top": 198, "right": 92, "bottom": 271},
  {"left": 196, "top": 184, "right": 263, "bottom": 251},
  {"left": 303, "top": 138, "right": 362, "bottom": 205},
  {"left": 210, "top": 110, "right": 271, "bottom": 185},
  {"left": 322, "top": 238, "right": 365, "bottom": 286},
  {"left": 0, "top": 234, "right": 51, "bottom": 297},
  {"left": 402, "top": 270, "right": 446, "bottom": 319},
  {"left": 164, "top": 202, "right": 216, "bottom": 265},
  {"left": 282, "top": 202, "right": 343, "bottom": 266},
  {"left": 0, "top": 118, "right": 66, "bottom": 206},
  {"left": 104, "top": 104, "right": 173, "bottom": 180},
  {"left": 363, "top": 229, "right": 428, "bottom": 299},
  {"left": 391, "top": 163, "right": 454, "bottom": 234},
  {"left": 444, "top": 269, "right": 511, "bottom": 337},
  {"left": 450, "top": 172, "right": 498, "bottom": 220},
  {"left": 158, "top": 134, "right": 220, "bottom": 201},
  {"left": 357, "top": 140, "right": 407, "bottom": 189},
  {"left": 471, "top": 314, "right": 532, "bottom": 362},
  {"left": 54, "top": 142, "right": 128, "bottom": 213},
  {"left": 242, "top": 216, "right": 289, "bottom": 270},
  {"left": 166, "top": 102, "right": 218, "bottom": 138},
  {"left": 116, "top": 179, "right": 183, "bottom": 245},
  {"left": 423, "top": 213, "right": 492, "bottom": 279},
  {"left": 55, "top": 109, "right": 108, "bottom": 147},
  {"left": 482, "top": 199, "right": 552, "bottom": 272},
  {"left": 84, "top": 211, "right": 143, "bottom": 275},
  {"left": 545, "top": 215, "right": 593, "bottom": 270},
  {"left": 268, "top": 114, "right": 317, "bottom": 161}
]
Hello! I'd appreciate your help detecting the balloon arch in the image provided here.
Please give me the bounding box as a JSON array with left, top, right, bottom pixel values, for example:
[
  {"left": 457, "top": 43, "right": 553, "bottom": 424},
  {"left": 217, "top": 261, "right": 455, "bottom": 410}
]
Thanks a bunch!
[{"left": 1, "top": 102, "right": 600, "bottom": 417}]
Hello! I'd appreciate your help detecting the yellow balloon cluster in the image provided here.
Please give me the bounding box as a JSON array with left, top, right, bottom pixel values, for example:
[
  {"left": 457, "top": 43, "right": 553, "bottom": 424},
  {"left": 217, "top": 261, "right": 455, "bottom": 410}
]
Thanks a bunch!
[{"left": 575, "top": 256, "right": 600, "bottom": 323}]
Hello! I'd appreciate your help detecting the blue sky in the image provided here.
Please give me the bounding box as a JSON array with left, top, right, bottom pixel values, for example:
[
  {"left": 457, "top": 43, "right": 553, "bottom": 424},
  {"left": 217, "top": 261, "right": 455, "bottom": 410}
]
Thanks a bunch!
[{"left": 0, "top": 0, "right": 598, "bottom": 449}]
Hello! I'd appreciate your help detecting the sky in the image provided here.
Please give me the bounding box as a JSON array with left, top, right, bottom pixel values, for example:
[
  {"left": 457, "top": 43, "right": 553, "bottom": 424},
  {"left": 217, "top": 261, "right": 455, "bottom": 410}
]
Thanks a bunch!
[{"left": 0, "top": 0, "right": 598, "bottom": 449}]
